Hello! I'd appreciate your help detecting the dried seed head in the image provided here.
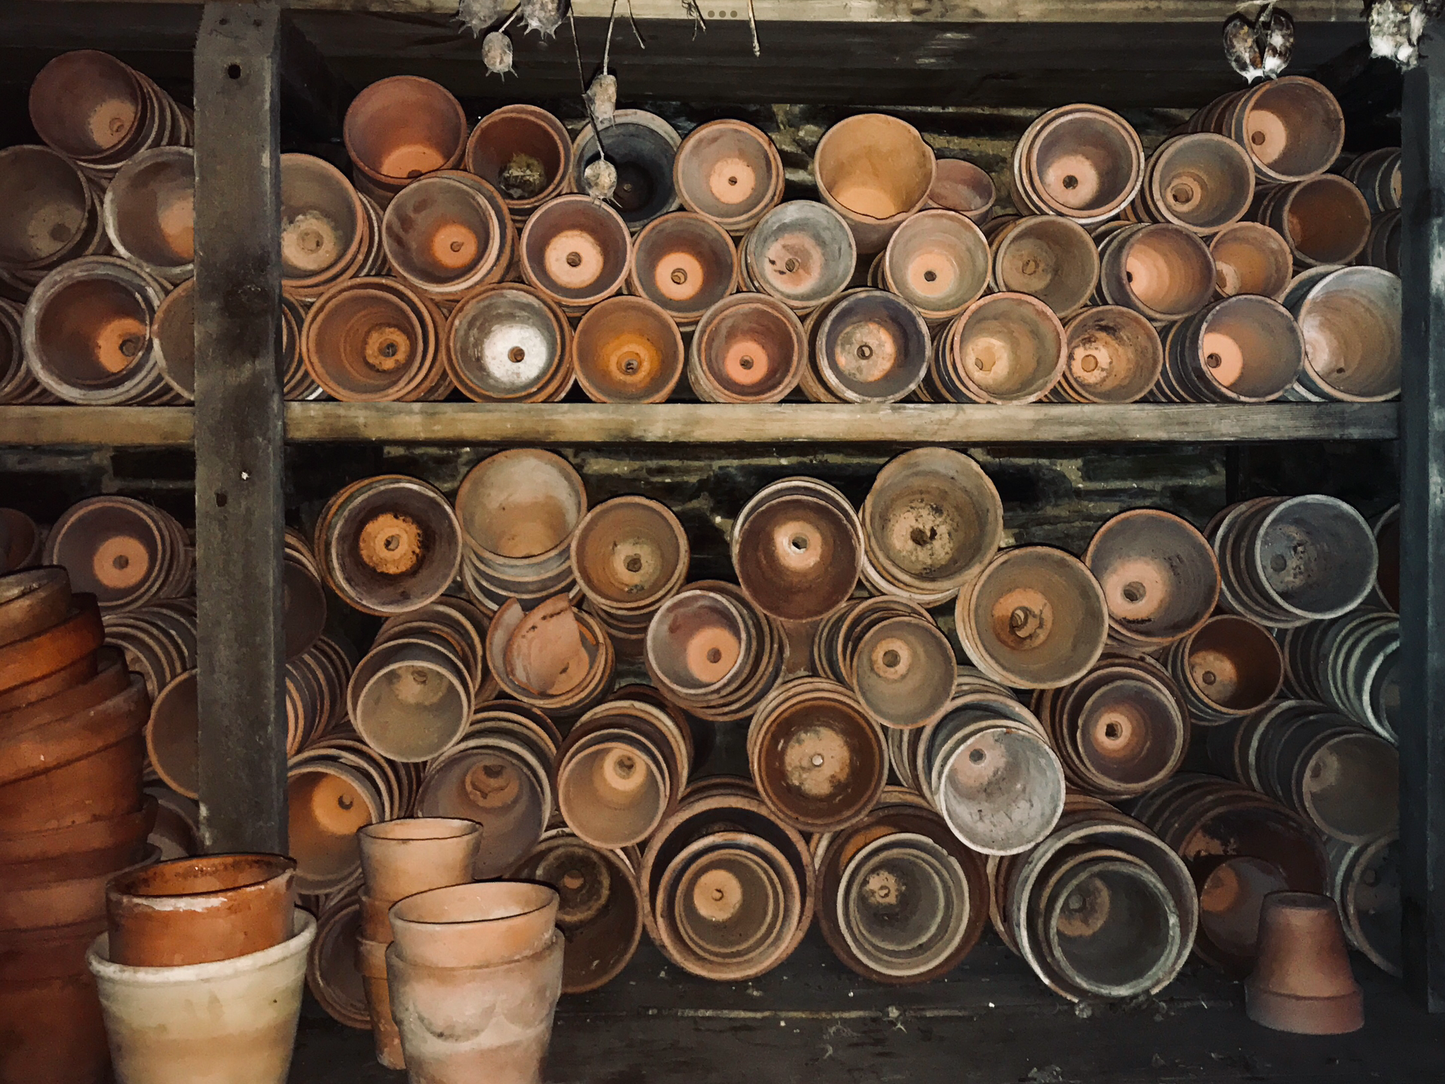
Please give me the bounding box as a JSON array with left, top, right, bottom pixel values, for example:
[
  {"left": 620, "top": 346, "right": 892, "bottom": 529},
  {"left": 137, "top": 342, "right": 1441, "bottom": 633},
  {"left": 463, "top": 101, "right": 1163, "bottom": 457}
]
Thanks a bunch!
[
  {"left": 456, "top": 0, "right": 508, "bottom": 36},
  {"left": 1368, "top": 0, "right": 1427, "bottom": 69},
  {"left": 482, "top": 31, "right": 516, "bottom": 78},
  {"left": 586, "top": 72, "right": 618, "bottom": 129},
  {"left": 520, "top": 0, "right": 568, "bottom": 37},
  {"left": 584, "top": 158, "right": 618, "bottom": 203}
]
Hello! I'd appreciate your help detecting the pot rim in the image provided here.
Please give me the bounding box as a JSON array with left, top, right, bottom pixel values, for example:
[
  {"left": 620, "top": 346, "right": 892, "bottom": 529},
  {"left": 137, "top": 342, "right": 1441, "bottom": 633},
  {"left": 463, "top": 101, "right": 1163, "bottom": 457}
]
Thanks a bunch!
[{"left": 87, "top": 909, "right": 316, "bottom": 984}]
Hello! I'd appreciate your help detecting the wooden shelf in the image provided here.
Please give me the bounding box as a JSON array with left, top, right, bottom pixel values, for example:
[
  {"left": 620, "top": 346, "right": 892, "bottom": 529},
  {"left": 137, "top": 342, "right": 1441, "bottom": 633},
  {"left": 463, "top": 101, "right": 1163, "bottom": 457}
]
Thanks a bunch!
[{"left": 0, "top": 402, "right": 1400, "bottom": 448}]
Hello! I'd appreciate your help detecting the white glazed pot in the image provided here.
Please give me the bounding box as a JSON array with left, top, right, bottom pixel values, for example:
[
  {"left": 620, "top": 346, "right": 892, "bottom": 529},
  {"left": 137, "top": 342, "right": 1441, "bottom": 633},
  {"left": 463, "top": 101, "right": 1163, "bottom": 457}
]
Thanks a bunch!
[{"left": 87, "top": 910, "right": 316, "bottom": 1084}]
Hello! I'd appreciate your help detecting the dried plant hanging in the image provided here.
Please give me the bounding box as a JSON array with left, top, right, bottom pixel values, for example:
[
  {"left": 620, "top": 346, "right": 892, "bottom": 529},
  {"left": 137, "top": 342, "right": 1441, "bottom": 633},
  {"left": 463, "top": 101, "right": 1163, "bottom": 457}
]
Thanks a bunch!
[
  {"left": 456, "top": 0, "right": 508, "bottom": 36},
  {"left": 1222, "top": 1, "right": 1294, "bottom": 81}
]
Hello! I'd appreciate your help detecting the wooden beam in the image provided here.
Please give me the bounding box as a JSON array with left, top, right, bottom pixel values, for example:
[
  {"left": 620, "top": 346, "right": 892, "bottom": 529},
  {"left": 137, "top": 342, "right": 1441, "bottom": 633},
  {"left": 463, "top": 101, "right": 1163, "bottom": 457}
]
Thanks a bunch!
[
  {"left": 1398, "top": 26, "right": 1445, "bottom": 1013},
  {"left": 0, "top": 403, "right": 1402, "bottom": 447},
  {"left": 193, "top": 2, "right": 288, "bottom": 855},
  {"left": 280, "top": 403, "right": 1399, "bottom": 445},
  {"left": 27, "top": 0, "right": 1365, "bottom": 22}
]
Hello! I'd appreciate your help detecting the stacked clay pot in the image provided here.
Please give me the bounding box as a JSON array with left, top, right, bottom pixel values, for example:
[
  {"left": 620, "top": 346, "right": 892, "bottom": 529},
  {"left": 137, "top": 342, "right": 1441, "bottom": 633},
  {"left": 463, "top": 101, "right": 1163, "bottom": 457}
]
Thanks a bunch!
[
  {"left": 355, "top": 817, "right": 482, "bottom": 1069},
  {"left": 87, "top": 854, "right": 307, "bottom": 1084},
  {"left": 0, "top": 565, "right": 154, "bottom": 1084},
  {"left": 386, "top": 881, "right": 564, "bottom": 1084}
]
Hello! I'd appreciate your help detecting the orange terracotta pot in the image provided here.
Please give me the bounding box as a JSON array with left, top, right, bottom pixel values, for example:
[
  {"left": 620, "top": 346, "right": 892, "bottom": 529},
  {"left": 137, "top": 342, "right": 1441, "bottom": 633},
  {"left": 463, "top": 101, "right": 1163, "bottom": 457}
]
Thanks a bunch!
[{"left": 106, "top": 853, "right": 298, "bottom": 967}]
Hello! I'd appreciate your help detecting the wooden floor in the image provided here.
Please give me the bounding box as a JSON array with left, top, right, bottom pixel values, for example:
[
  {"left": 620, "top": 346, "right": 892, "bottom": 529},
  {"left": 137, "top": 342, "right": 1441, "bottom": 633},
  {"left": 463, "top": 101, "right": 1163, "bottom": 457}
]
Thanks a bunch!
[{"left": 290, "top": 931, "right": 1445, "bottom": 1083}]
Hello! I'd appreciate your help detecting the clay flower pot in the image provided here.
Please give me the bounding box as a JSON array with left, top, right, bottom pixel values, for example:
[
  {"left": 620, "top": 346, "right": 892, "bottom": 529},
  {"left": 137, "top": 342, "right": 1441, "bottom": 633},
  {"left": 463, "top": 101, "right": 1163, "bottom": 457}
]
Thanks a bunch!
[
  {"left": 88, "top": 911, "right": 316, "bottom": 1084},
  {"left": 355, "top": 933, "right": 404, "bottom": 1068},
  {"left": 388, "top": 881, "right": 558, "bottom": 969},
  {"left": 927, "top": 158, "right": 996, "bottom": 222},
  {"left": 1209, "top": 221, "right": 1293, "bottom": 301},
  {"left": 0, "top": 920, "right": 113, "bottom": 1084},
  {"left": 465, "top": 104, "right": 573, "bottom": 223},
  {"left": 813, "top": 113, "right": 935, "bottom": 253},
  {"left": 573, "top": 295, "right": 685, "bottom": 404},
  {"left": 357, "top": 817, "right": 482, "bottom": 904},
  {"left": 343, "top": 76, "right": 467, "bottom": 203},
  {"left": 628, "top": 211, "right": 739, "bottom": 330},
  {"left": 105, "top": 853, "right": 297, "bottom": 967},
  {"left": 1246, "top": 891, "right": 1363, "bottom": 1034},
  {"left": 102, "top": 146, "right": 195, "bottom": 283},
  {"left": 387, "top": 929, "right": 564, "bottom": 1084},
  {"left": 673, "top": 118, "right": 784, "bottom": 236}
]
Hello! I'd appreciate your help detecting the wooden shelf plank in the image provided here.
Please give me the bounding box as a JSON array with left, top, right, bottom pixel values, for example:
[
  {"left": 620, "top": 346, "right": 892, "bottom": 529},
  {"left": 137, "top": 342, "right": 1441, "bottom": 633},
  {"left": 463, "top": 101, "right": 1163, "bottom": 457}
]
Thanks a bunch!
[
  {"left": 0, "top": 403, "right": 1400, "bottom": 447},
  {"left": 30, "top": 0, "right": 1363, "bottom": 22}
]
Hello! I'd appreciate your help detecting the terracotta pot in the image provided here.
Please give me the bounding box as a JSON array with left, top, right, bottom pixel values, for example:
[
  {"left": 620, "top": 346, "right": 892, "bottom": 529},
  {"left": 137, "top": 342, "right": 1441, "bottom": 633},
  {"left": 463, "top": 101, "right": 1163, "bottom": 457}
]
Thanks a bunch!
[
  {"left": 1084, "top": 508, "right": 1219, "bottom": 647},
  {"left": 0, "top": 510, "right": 43, "bottom": 573},
  {"left": 0, "top": 144, "right": 105, "bottom": 277},
  {"left": 145, "top": 668, "right": 199, "bottom": 799},
  {"left": 0, "top": 594, "right": 104, "bottom": 694},
  {"left": 1246, "top": 891, "right": 1363, "bottom": 1033},
  {"left": 573, "top": 295, "right": 685, "bottom": 404},
  {"left": 687, "top": 292, "right": 807, "bottom": 403},
  {"left": 1132, "top": 133, "right": 1254, "bottom": 234},
  {"left": 988, "top": 214, "right": 1098, "bottom": 317},
  {"left": 343, "top": 76, "right": 467, "bottom": 201},
  {"left": 809, "top": 288, "right": 931, "bottom": 403},
  {"left": 732, "top": 477, "right": 862, "bottom": 623},
  {"left": 954, "top": 546, "right": 1109, "bottom": 689},
  {"left": 355, "top": 934, "right": 404, "bottom": 1068},
  {"left": 748, "top": 677, "right": 886, "bottom": 832},
  {"left": 673, "top": 119, "right": 784, "bottom": 236},
  {"left": 1284, "top": 265, "right": 1400, "bottom": 403},
  {"left": 88, "top": 910, "right": 316, "bottom": 1084},
  {"left": 359, "top": 893, "right": 393, "bottom": 944},
  {"left": 0, "top": 844, "right": 157, "bottom": 931},
  {"left": 938, "top": 292, "right": 1068, "bottom": 404},
  {"left": 22, "top": 256, "right": 173, "bottom": 405},
  {"left": 465, "top": 104, "right": 573, "bottom": 223},
  {"left": 813, "top": 113, "right": 935, "bottom": 253},
  {"left": 1228, "top": 76, "right": 1345, "bottom": 184},
  {"left": 279, "top": 153, "right": 368, "bottom": 297},
  {"left": 387, "top": 930, "right": 564, "bottom": 1084},
  {"left": 0, "top": 566, "right": 72, "bottom": 648},
  {"left": 102, "top": 146, "right": 194, "bottom": 283},
  {"left": 0, "top": 672, "right": 148, "bottom": 832},
  {"left": 1012, "top": 104, "right": 1143, "bottom": 223},
  {"left": 381, "top": 171, "right": 508, "bottom": 298},
  {"left": 357, "top": 817, "right": 482, "bottom": 904},
  {"left": 1097, "top": 222, "right": 1216, "bottom": 323},
  {"left": 510, "top": 829, "right": 644, "bottom": 994},
  {"left": 1342, "top": 146, "right": 1402, "bottom": 213},
  {"left": 388, "top": 881, "right": 558, "bottom": 969},
  {"left": 570, "top": 110, "right": 682, "bottom": 231},
  {"left": 42, "top": 495, "right": 192, "bottom": 609},
  {"left": 1209, "top": 221, "right": 1292, "bottom": 301},
  {"left": 306, "top": 893, "right": 370, "bottom": 1029},
  {"left": 443, "top": 284, "right": 574, "bottom": 404},
  {"left": 882, "top": 208, "right": 989, "bottom": 322},
  {"left": 0, "top": 795, "right": 156, "bottom": 886},
  {"left": 519, "top": 194, "right": 632, "bottom": 315},
  {"left": 927, "top": 158, "right": 996, "bottom": 222},
  {"left": 741, "top": 201, "right": 856, "bottom": 312},
  {"left": 0, "top": 966, "right": 111, "bottom": 1084},
  {"left": 105, "top": 853, "right": 296, "bottom": 967}
]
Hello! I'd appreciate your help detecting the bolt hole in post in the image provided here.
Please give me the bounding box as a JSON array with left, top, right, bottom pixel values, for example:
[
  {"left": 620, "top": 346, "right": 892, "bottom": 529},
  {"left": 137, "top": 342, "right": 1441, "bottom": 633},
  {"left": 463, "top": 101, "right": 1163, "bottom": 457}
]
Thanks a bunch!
[
  {"left": 215, "top": 491, "right": 228, "bottom": 508},
  {"left": 226, "top": 63, "right": 241, "bottom": 80}
]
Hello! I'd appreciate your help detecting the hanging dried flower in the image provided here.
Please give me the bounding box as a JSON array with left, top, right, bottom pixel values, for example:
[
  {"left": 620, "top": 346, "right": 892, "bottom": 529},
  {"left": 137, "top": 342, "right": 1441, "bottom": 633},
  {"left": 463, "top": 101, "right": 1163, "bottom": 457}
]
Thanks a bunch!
[
  {"left": 587, "top": 72, "right": 619, "bottom": 129},
  {"left": 520, "top": 0, "right": 568, "bottom": 37},
  {"left": 482, "top": 30, "right": 516, "bottom": 77},
  {"left": 584, "top": 158, "right": 618, "bottom": 203},
  {"left": 456, "top": 0, "right": 508, "bottom": 36}
]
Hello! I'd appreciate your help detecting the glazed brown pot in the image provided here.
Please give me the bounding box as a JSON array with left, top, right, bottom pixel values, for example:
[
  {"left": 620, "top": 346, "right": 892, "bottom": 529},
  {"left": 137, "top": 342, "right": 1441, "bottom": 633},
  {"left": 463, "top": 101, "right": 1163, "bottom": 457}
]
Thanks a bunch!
[
  {"left": 357, "top": 817, "right": 482, "bottom": 905},
  {"left": 105, "top": 853, "right": 297, "bottom": 967}
]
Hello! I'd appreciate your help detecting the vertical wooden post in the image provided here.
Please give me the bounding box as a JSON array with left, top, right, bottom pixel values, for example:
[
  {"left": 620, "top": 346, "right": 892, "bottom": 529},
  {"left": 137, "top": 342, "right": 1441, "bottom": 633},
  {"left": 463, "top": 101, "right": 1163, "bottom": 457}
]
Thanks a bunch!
[
  {"left": 1399, "top": 28, "right": 1445, "bottom": 1012},
  {"left": 192, "top": 2, "right": 287, "bottom": 854}
]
